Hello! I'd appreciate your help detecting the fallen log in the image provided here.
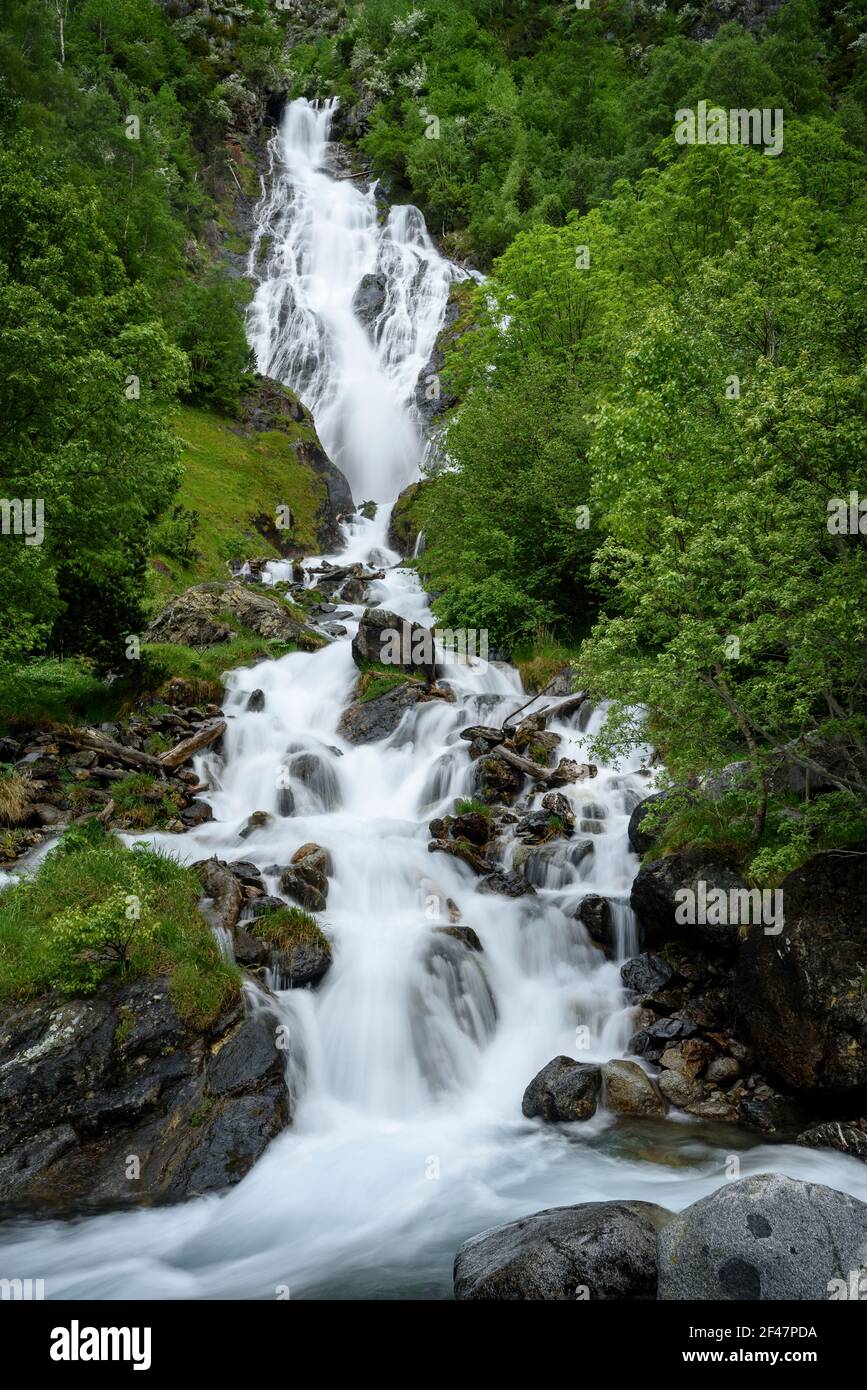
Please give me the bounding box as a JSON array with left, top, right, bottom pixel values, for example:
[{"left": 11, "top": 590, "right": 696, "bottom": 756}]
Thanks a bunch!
[
  {"left": 495, "top": 745, "right": 557, "bottom": 783},
  {"left": 495, "top": 746, "right": 597, "bottom": 786},
  {"left": 159, "top": 719, "right": 226, "bottom": 770},
  {"left": 57, "top": 729, "right": 165, "bottom": 773}
]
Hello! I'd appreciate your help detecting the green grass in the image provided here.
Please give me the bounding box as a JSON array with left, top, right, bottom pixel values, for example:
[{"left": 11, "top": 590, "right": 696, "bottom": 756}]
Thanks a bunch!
[
  {"left": 0, "top": 822, "right": 240, "bottom": 1028},
  {"left": 149, "top": 404, "right": 328, "bottom": 606},
  {"left": 111, "top": 772, "right": 184, "bottom": 830},
  {"left": 357, "top": 663, "right": 426, "bottom": 703},
  {"left": 512, "top": 632, "right": 581, "bottom": 694},
  {"left": 0, "top": 658, "right": 122, "bottom": 734},
  {"left": 455, "top": 798, "right": 491, "bottom": 818},
  {"left": 253, "top": 905, "right": 331, "bottom": 956}
]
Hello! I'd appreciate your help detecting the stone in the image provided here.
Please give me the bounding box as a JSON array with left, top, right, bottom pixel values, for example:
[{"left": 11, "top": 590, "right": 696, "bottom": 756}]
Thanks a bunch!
[
  {"left": 657, "top": 1173, "right": 867, "bottom": 1300},
  {"left": 602, "top": 1060, "right": 667, "bottom": 1117},
  {"left": 521, "top": 1056, "right": 602, "bottom": 1122},
  {"left": 454, "top": 1201, "right": 671, "bottom": 1300}
]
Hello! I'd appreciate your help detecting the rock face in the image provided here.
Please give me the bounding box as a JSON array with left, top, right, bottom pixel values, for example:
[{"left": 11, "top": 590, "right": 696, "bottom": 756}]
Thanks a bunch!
[
  {"left": 521, "top": 1056, "right": 601, "bottom": 1122},
  {"left": 0, "top": 980, "right": 288, "bottom": 1213},
  {"left": 454, "top": 1202, "right": 671, "bottom": 1300},
  {"left": 658, "top": 1173, "right": 867, "bottom": 1300},
  {"left": 388, "top": 481, "right": 425, "bottom": 556},
  {"left": 627, "top": 791, "right": 673, "bottom": 855},
  {"left": 351, "top": 272, "right": 387, "bottom": 336},
  {"left": 797, "top": 1120, "right": 867, "bottom": 1162},
  {"left": 146, "top": 581, "right": 323, "bottom": 651},
  {"left": 630, "top": 848, "right": 748, "bottom": 948},
  {"left": 736, "top": 848, "right": 867, "bottom": 1093}
]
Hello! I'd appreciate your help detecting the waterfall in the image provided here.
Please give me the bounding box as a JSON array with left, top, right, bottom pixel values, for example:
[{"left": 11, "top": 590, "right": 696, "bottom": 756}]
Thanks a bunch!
[{"left": 3, "top": 99, "right": 865, "bottom": 1300}]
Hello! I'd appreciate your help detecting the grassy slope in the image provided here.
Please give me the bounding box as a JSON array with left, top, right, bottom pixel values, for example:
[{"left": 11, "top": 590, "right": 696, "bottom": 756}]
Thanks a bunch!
[{"left": 149, "top": 405, "right": 327, "bottom": 606}]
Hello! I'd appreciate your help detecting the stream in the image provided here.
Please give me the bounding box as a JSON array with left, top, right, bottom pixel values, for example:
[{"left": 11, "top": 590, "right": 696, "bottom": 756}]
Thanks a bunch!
[{"left": 2, "top": 98, "right": 866, "bottom": 1300}]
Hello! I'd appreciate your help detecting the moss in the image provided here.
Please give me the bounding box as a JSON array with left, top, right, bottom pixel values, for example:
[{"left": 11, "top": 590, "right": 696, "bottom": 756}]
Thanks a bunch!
[
  {"left": 357, "top": 662, "right": 425, "bottom": 704},
  {"left": 455, "top": 797, "right": 491, "bottom": 818}
]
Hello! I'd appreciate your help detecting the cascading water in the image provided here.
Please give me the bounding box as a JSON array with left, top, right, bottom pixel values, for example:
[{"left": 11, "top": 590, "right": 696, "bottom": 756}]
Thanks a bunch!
[{"left": 2, "top": 99, "right": 866, "bottom": 1299}]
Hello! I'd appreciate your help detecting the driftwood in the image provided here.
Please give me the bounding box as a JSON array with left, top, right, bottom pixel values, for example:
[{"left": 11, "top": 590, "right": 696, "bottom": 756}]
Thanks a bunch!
[
  {"left": 495, "top": 745, "right": 558, "bottom": 784},
  {"left": 159, "top": 719, "right": 226, "bottom": 770},
  {"left": 495, "top": 746, "right": 597, "bottom": 786},
  {"left": 57, "top": 729, "right": 165, "bottom": 773}
]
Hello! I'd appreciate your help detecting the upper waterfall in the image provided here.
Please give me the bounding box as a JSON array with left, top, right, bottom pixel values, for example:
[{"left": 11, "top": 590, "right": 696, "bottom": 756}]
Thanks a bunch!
[{"left": 247, "top": 98, "right": 461, "bottom": 502}]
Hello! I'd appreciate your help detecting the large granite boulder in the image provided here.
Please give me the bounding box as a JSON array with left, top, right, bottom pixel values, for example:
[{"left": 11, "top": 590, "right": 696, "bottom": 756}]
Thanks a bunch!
[
  {"left": 658, "top": 1173, "right": 867, "bottom": 1300},
  {"left": 454, "top": 1201, "right": 671, "bottom": 1300}
]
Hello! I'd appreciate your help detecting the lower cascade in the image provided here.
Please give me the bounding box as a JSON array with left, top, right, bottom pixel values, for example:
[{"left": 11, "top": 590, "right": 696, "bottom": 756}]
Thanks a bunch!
[{"left": 2, "top": 97, "right": 866, "bottom": 1301}]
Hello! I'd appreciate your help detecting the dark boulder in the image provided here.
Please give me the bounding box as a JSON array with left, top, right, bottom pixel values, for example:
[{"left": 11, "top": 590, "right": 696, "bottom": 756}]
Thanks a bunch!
[
  {"left": 454, "top": 1201, "right": 670, "bottom": 1301},
  {"left": 627, "top": 791, "right": 673, "bottom": 855},
  {"left": 521, "top": 1056, "right": 602, "bottom": 1122},
  {"left": 630, "top": 848, "right": 749, "bottom": 949},
  {"left": 576, "top": 895, "right": 613, "bottom": 953},
  {"left": 350, "top": 608, "right": 437, "bottom": 679},
  {"left": 736, "top": 848, "right": 867, "bottom": 1094}
]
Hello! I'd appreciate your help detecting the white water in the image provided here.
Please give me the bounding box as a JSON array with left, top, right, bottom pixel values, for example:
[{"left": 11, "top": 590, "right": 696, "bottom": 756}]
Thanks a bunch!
[{"left": 3, "top": 100, "right": 866, "bottom": 1299}]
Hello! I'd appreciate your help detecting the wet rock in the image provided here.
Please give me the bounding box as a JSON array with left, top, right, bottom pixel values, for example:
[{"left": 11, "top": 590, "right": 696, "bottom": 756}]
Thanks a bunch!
[
  {"left": 657, "top": 1070, "right": 705, "bottom": 1108},
  {"left": 576, "top": 895, "right": 613, "bottom": 953},
  {"left": 629, "top": 1016, "right": 700, "bottom": 1063},
  {"left": 549, "top": 759, "right": 597, "bottom": 787},
  {"left": 279, "top": 869, "right": 326, "bottom": 915},
  {"left": 352, "top": 271, "right": 387, "bottom": 335},
  {"left": 434, "top": 925, "right": 483, "bottom": 953},
  {"left": 388, "top": 480, "right": 426, "bottom": 556},
  {"left": 277, "top": 785, "right": 295, "bottom": 817},
  {"left": 179, "top": 799, "right": 214, "bottom": 827},
  {"left": 0, "top": 980, "right": 287, "bottom": 1212},
  {"left": 242, "top": 894, "right": 286, "bottom": 921},
  {"left": 337, "top": 682, "right": 428, "bottom": 744},
  {"left": 659, "top": 1038, "right": 716, "bottom": 1078},
  {"left": 351, "top": 607, "right": 437, "bottom": 678},
  {"left": 705, "top": 1055, "right": 742, "bottom": 1086},
  {"left": 193, "top": 858, "right": 244, "bottom": 936},
  {"left": 239, "top": 810, "right": 273, "bottom": 840},
  {"left": 797, "top": 1120, "right": 867, "bottom": 1163},
  {"left": 450, "top": 811, "right": 489, "bottom": 846},
  {"left": 428, "top": 838, "right": 491, "bottom": 875},
  {"left": 737, "top": 1094, "right": 802, "bottom": 1135},
  {"left": 246, "top": 689, "right": 265, "bottom": 712},
  {"left": 232, "top": 928, "right": 269, "bottom": 967},
  {"left": 227, "top": 860, "right": 263, "bottom": 885},
  {"left": 736, "top": 847, "right": 867, "bottom": 1094},
  {"left": 657, "top": 1173, "right": 867, "bottom": 1300},
  {"left": 476, "top": 869, "right": 536, "bottom": 898},
  {"left": 602, "top": 1060, "right": 667, "bottom": 1118},
  {"left": 522, "top": 1056, "right": 602, "bottom": 1122},
  {"left": 541, "top": 791, "right": 575, "bottom": 827},
  {"left": 621, "top": 954, "right": 674, "bottom": 997},
  {"left": 473, "top": 753, "right": 524, "bottom": 805},
  {"left": 284, "top": 756, "right": 339, "bottom": 811},
  {"left": 454, "top": 1201, "right": 670, "bottom": 1301}
]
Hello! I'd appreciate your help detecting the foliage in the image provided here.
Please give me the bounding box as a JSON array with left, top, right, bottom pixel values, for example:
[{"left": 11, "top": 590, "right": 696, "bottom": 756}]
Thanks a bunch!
[{"left": 0, "top": 822, "right": 239, "bottom": 1024}]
